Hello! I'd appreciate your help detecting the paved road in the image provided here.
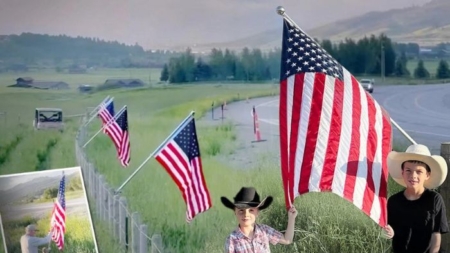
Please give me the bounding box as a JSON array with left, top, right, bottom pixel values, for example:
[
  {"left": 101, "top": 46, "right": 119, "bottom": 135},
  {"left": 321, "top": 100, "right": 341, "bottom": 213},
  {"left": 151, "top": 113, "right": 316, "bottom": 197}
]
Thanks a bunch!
[
  {"left": 204, "top": 83, "right": 450, "bottom": 168},
  {"left": 1, "top": 197, "right": 88, "bottom": 221}
]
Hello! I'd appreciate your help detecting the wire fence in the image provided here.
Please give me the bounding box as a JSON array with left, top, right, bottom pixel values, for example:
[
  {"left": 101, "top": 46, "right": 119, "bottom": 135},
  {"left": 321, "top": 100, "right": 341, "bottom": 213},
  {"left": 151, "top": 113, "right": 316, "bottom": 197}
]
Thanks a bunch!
[{"left": 75, "top": 116, "right": 165, "bottom": 253}]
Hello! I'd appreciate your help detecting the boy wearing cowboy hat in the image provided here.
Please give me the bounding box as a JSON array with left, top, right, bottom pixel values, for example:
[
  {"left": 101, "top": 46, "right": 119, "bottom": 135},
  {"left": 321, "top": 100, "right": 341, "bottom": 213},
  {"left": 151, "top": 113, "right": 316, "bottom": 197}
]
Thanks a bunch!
[
  {"left": 383, "top": 144, "right": 449, "bottom": 253},
  {"left": 221, "top": 187, "right": 297, "bottom": 253}
]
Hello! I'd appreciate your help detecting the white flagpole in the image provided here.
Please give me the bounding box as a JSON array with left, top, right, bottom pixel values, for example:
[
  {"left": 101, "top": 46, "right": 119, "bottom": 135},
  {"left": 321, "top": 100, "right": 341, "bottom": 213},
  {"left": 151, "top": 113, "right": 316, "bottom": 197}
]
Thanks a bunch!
[
  {"left": 115, "top": 111, "right": 195, "bottom": 193},
  {"left": 83, "top": 96, "right": 113, "bottom": 127},
  {"left": 0, "top": 214, "right": 7, "bottom": 253},
  {"left": 276, "top": 6, "right": 417, "bottom": 146},
  {"left": 82, "top": 106, "right": 126, "bottom": 148}
]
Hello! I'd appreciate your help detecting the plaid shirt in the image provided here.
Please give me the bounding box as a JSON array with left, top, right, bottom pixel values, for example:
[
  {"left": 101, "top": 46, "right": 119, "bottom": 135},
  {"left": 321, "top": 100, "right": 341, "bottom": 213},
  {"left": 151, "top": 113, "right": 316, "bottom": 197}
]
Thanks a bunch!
[{"left": 225, "top": 224, "right": 283, "bottom": 253}]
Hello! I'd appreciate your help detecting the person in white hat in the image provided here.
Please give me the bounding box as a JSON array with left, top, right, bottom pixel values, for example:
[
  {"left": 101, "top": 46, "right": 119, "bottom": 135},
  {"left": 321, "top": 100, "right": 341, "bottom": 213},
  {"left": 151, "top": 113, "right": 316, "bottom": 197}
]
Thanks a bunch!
[
  {"left": 383, "top": 144, "right": 449, "bottom": 253},
  {"left": 20, "top": 224, "right": 51, "bottom": 253}
]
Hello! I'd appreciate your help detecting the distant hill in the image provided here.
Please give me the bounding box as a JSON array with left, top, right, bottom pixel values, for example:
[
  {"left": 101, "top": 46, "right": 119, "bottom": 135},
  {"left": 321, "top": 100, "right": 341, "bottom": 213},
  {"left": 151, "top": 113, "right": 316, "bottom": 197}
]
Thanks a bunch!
[
  {"left": 310, "top": 0, "right": 450, "bottom": 46},
  {"left": 187, "top": 0, "right": 450, "bottom": 52}
]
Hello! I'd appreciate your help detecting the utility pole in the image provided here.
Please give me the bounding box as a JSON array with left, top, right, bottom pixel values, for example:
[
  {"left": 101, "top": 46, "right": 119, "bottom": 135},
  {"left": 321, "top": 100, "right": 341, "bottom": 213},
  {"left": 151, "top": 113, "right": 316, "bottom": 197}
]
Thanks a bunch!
[{"left": 381, "top": 41, "right": 386, "bottom": 82}]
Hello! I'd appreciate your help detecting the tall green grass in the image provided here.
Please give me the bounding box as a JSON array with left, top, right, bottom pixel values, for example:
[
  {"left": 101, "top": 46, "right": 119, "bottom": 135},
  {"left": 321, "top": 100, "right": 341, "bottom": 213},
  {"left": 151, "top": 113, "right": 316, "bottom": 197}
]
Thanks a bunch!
[
  {"left": 0, "top": 68, "right": 416, "bottom": 252},
  {"left": 3, "top": 214, "right": 95, "bottom": 253}
]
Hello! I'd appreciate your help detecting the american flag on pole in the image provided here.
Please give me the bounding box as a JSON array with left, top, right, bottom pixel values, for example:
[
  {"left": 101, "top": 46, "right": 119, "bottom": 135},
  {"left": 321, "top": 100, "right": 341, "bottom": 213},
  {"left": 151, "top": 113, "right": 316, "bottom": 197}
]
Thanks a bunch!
[
  {"left": 50, "top": 175, "right": 66, "bottom": 250},
  {"left": 116, "top": 107, "right": 130, "bottom": 167},
  {"left": 279, "top": 18, "right": 392, "bottom": 226},
  {"left": 154, "top": 116, "right": 212, "bottom": 222},
  {"left": 98, "top": 98, "right": 121, "bottom": 146}
]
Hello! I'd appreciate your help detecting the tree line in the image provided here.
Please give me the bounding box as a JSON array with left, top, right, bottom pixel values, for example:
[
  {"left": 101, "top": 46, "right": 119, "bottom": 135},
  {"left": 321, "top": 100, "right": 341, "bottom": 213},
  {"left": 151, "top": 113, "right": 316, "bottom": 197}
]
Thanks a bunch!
[
  {"left": 161, "top": 34, "right": 450, "bottom": 83},
  {"left": 0, "top": 33, "right": 181, "bottom": 69}
]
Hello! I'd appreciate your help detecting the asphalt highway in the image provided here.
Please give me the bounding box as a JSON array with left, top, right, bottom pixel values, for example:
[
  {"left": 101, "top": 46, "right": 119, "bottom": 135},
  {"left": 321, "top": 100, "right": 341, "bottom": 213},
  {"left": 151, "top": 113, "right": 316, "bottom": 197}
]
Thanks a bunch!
[{"left": 206, "top": 83, "right": 450, "bottom": 166}]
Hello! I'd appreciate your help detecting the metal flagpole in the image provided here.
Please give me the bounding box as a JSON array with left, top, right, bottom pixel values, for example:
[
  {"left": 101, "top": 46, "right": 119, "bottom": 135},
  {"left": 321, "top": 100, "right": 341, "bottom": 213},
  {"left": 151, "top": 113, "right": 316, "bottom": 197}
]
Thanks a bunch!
[
  {"left": 276, "top": 6, "right": 417, "bottom": 146},
  {"left": 83, "top": 96, "right": 113, "bottom": 127},
  {"left": 0, "top": 214, "right": 7, "bottom": 253},
  {"left": 82, "top": 106, "right": 126, "bottom": 148},
  {"left": 115, "top": 110, "right": 195, "bottom": 193}
]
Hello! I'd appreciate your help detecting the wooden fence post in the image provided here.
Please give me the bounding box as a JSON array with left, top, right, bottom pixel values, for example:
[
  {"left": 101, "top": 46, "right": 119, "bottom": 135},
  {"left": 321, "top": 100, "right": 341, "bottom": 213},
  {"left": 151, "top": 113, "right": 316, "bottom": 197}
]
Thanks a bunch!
[
  {"left": 139, "top": 225, "right": 148, "bottom": 253},
  {"left": 439, "top": 142, "right": 450, "bottom": 251},
  {"left": 131, "top": 212, "right": 140, "bottom": 253}
]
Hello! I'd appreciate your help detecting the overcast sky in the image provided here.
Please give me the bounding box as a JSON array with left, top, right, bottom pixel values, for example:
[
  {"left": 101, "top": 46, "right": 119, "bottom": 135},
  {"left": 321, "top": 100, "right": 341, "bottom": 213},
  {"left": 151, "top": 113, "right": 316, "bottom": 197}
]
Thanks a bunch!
[
  {"left": 0, "top": 0, "right": 432, "bottom": 49},
  {"left": 0, "top": 167, "right": 80, "bottom": 191}
]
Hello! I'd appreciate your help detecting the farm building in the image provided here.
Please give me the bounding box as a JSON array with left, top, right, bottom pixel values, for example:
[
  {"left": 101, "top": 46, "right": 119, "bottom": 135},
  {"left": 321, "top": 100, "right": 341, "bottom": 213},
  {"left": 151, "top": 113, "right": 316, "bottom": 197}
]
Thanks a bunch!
[
  {"left": 15, "top": 77, "right": 33, "bottom": 86},
  {"left": 9, "top": 77, "right": 69, "bottom": 90},
  {"left": 103, "top": 78, "right": 145, "bottom": 88}
]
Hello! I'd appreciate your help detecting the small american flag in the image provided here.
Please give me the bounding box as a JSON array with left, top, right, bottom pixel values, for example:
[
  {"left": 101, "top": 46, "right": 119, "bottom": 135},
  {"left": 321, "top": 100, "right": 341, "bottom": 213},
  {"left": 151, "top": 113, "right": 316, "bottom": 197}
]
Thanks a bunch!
[
  {"left": 98, "top": 98, "right": 122, "bottom": 148},
  {"left": 155, "top": 116, "right": 212, "bottom": 222},
  {"left": 50, "top": 175, "right": 66, "bottom": 250},
  {"left": 279, "top": 18, "right": 392, "bottom": 226},
  {"left": 116, "top": 107, "right": 130, "bottom": 167}
]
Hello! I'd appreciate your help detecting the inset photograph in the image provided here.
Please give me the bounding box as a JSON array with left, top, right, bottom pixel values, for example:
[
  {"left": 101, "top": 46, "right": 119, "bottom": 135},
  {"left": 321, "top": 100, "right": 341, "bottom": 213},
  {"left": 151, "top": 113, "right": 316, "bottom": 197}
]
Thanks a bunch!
[{"left": 0, "top": 167, "right": 98, "bottom": 253}]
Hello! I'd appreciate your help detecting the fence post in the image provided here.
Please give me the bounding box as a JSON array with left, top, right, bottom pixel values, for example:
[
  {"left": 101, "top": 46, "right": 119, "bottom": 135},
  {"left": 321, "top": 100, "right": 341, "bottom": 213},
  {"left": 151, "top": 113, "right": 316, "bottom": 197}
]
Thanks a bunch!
[
  {"left": 439, "top": 142, "right": 450, "bottom": 251},
  {"left": 139, "top": 225, "right": 148, "bottom": 253},
  {"left": 108, "top": 188, "right": 115, "bottom": 229},
  {"left": 151, "top": 234, "right": 163, "bottom": 253},
  {"left": 131, "top": 212, "right": 140, "bottom": 253},
  {"left": 97, "top": 175, "right": 104, "bottom": 218},
  {"left": 113, "top": 195, "right": 121, "bottom": 239},
  {"left": 119, "top": 197, "right": 128, "bottom": 246}
]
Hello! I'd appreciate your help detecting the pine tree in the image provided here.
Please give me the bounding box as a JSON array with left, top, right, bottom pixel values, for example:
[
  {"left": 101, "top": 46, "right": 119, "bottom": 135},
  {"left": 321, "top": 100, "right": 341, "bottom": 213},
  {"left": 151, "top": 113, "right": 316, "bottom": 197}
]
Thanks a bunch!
[
  {"left": 436, "top": 59, "right": 450, "bottom": 79},
  {"left": 413, "top": 60, "right": 430, "bottom": 79},
  {"left": 160, "top": 64, "right": 169, "bottom": 82}
]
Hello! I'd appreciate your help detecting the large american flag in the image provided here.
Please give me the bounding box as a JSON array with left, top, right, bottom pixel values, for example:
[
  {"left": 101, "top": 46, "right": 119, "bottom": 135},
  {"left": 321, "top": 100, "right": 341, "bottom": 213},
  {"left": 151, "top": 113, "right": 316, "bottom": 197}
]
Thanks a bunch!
[
  {"left": 279, "top": 19, "right": 392, "bottom": 226},
  {"left": 154, "top": 116, "right": 212, "bottom": 222},
  {"left": 50, "top": 175, "right": 66, "bottom": 250},
  {"left": 116, "top": 107, "right": 130, "bottom": 167}
]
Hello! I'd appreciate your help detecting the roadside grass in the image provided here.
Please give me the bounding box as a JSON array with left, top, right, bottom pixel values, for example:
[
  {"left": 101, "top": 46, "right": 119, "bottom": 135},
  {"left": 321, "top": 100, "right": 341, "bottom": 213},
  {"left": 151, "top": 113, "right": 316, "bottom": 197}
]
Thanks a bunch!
[
  {"left": 0, "top": 68, "right": 423, "bottom": 252},
  {"left": 2, "top": 214, "right": 95, "bottom": 253}
]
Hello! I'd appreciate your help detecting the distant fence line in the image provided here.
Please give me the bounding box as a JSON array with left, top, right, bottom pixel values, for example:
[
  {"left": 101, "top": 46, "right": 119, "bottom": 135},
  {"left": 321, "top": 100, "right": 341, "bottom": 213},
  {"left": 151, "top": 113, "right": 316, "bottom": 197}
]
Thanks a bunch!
[{"left": 75, "top": 115, "right": 164, "bottom": 253}]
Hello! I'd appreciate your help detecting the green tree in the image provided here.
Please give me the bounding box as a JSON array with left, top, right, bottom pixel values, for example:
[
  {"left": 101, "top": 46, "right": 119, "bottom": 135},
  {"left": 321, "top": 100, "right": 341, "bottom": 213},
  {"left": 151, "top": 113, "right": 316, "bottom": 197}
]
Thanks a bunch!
[
  {"left": 43, "top": 188, "right": 58, "bottom": 199},
  {"left": 393, "top": 52, "right": 410, "bottom": 77},
  {"left": 160, "top": 64, "right": 169, "bottom": 81},
  {"left": 436, "top": 59, "right": 450, "bottom": 79},
  {"left": 414, "top": 60, "right": 430, "bottom": 78}
]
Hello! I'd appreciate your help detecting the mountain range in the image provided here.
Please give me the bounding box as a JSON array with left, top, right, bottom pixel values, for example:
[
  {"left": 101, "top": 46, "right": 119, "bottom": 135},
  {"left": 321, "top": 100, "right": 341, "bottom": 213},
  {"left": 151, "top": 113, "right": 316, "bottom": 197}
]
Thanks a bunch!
[{"left": 185, "top": 0, "right": 450, "bottom": 52}]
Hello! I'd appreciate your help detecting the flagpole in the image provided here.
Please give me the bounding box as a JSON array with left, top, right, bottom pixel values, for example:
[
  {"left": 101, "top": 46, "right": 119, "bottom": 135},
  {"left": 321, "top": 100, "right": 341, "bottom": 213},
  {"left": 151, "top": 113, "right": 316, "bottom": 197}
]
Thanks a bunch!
[
  {"left": 82, "top": 106, "right": 126, "bottom": 148},
  {"left": 115, "top": 111, "right": 195, "bottom": 193},
  {"left": 83, "top": 96, "right": 113, "bottom": 127},
  {"left": 276, "top": 6, "right": 418, "bottom": 146},
  {"left": 0, "top": 214, "right": 7, "bottom": 253}
]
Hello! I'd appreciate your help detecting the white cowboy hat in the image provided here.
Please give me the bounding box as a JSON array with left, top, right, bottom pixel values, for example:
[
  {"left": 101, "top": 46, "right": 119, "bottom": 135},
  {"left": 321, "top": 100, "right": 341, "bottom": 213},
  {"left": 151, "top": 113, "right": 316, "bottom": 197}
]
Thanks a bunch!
[{"left": 388, "top": 144, "right": 448, "bottom": 189}]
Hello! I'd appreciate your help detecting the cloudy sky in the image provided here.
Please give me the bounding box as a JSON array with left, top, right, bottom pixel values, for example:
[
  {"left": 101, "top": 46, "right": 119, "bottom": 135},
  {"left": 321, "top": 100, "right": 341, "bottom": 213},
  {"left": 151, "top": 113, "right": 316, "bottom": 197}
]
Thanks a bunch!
[
  {"left": 0, "top": 166, "right": 80, "bottom": 191},
  {"left": 0, "top": 0, "right": 432, "bottom": 49}
]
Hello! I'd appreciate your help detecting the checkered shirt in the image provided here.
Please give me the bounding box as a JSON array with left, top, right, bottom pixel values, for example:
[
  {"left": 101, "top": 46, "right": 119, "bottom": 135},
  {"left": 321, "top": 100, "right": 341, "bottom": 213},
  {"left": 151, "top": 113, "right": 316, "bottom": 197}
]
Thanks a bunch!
[{"left": 224, "top": 224, "right": 283, "bottom": 253}]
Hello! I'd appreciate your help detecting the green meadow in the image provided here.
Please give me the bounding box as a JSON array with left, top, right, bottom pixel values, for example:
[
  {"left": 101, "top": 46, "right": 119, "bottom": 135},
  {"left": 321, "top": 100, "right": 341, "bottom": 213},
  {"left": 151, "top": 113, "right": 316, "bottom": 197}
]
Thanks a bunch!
[
  {"left": 0, "top": 68, "right": 411, "bottom": 252},
  {"left": 2, "top": 215, "right": 96, "bottom": 253}
]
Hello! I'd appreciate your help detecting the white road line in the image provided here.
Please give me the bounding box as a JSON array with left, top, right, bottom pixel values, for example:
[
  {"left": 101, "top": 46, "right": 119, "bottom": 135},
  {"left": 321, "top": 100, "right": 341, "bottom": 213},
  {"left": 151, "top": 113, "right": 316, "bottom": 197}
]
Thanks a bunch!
[{"left": 255, "top": 99, "right": 279, "bottom": 108}]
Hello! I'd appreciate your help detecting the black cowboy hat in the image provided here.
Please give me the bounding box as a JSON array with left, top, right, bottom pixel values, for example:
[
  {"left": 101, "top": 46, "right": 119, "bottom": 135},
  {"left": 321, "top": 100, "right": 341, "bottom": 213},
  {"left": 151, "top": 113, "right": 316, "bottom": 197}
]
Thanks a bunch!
[{"left": 221, "top": 187, "right": 273, "bottom": 210}]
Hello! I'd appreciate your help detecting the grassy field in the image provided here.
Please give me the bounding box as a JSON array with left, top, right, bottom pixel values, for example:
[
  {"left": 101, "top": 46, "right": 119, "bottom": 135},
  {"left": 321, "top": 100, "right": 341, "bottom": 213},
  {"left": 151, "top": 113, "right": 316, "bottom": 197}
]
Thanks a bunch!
[
  {"left": 407, "top": 59, "right": 440, "bottom": 76},
  {"left": 3, "top": 215, "right": 96, "bottom": 253},
  {"left": 0, "top": 67, "right": 422, "bottom": 252}
]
